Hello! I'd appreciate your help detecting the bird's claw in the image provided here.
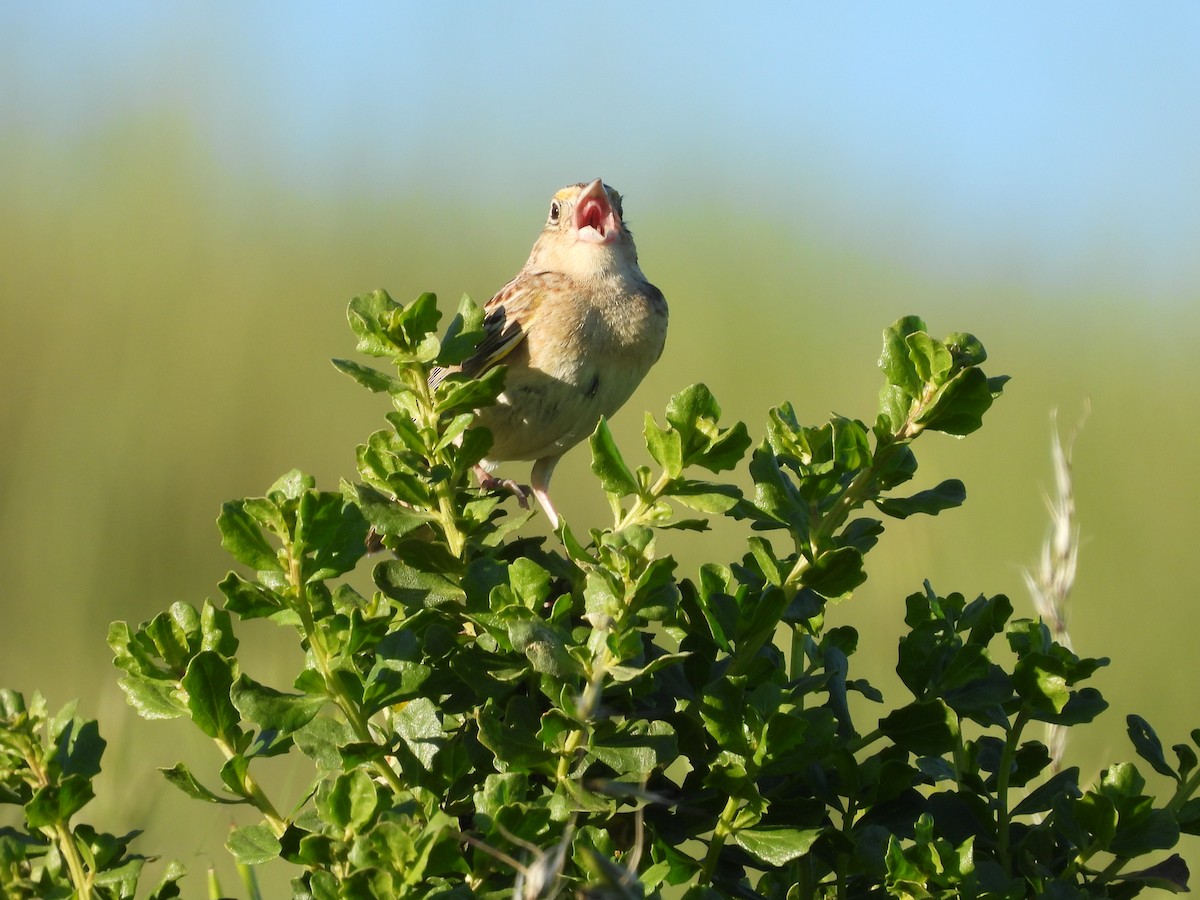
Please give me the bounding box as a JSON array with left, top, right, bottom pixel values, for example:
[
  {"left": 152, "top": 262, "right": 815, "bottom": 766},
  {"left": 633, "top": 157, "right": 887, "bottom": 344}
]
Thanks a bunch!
[{"left": 477, "top": 472, "right": 532, "bottom": 509}]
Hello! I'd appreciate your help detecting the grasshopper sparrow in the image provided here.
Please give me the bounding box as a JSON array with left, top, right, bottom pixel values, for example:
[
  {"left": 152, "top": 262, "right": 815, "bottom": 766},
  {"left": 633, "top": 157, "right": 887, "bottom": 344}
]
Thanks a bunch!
[{"left": 434, "top": 179, "right": 667, "bottom": 527}]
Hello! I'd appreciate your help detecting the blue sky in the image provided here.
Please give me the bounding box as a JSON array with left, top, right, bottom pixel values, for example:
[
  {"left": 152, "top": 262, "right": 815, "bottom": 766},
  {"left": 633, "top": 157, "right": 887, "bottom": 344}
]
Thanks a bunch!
[{"left": 5, "top": 2, "right": 1199, "bottom": 298}]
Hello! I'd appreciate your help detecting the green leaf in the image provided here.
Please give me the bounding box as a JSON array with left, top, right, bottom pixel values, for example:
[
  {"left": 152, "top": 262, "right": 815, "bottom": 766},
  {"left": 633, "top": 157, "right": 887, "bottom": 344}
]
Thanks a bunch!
[
  {"left": 374, "top": 560, "right": 466, "bottom": 608},
  {"left": 390, "top": 291, "right": 442, "bottom": 353},
  {"left": 436, "top": 293, "right": 487, "bottom": 365},
  {"left": 1012, "top": 767, "right": 1081, "bottom": 816},
  {"left": 744, "top": 444, "right": 805, "bottom": 529},
  {"left": 590, "top": 418, "right": 638, "bottom": 496},
  {"left": 695, "top": 420, "right": 752, "bottom": 473},
  {"left": 945, "top": 331, "right": 987, "bottom": 367},
  {"left": 434, "top": 365, "right": 506, "bottom": 415},
  {"left": 53, "top": 717, "right": 105, "bottom": 779},
  {"left": 666, "top": 383, "right": 721, "bottom": 443},
  {"left": 730, "top": 827, "right": 822, "bottom": 867},
  {"left": 323, "top": 769, "right": 378, "bottom": 832},
  {"left": 160, "top": 762, "right": 242, "bottom": 804},
  {"left": 1110, "top": 808, "right": 1180, "bottom": 857},
  {"left": 231, "top": 675, "right": 326, "bottom": 735},
  {"left": 879, "top": 699, "right": 959, "bottom": 756},
  {"left": 878, "top": 316, "right": 927, "bottom": 396},
  {"left": 294, "top": 716, "right": 354, "bottom": 771},
  {"left": 117, "top": 674, "right": 187, "bottom": 720},
  {"left": 218, "top": 571, "right": 288, "bottom": 621},
  {"left": 1013, "top": 653, "right": 1070, "bottom": 714},
  {"left": 1127, "top": 715, "right": 1178, "bottom": 780},
  {"left": 799, "top": 546, "right": 867, "bottom": 598},
  {"left": 906, "top": 332, "right": 953, "bottom": 384},
  {"left": 1116, "top": 854, "right": 1191, "bottom": 894},
  {"left": 181, "top": 651, "right": 240, "bottom": 740},
  {"left": 668, "top": 479, "right": 742, "bottom": 514},
  {"left": 218, "top": 501, "right": 282, "bottom": 572},
  {"left": 644, "top": 413, "right": 683, "bottom": 478},
  {"left": 296, "top": 490, "right": 369, "bottom": 581},
  {"left": 874, "top": 479, "right": 966, "bottom": 519},
  {"left": 346, "top": 289, "right": 402, "bottom": 356},
  {"left": 477, "top": 696, "right": 554, "bottom": 770},
  {"left": 697, "top": 676, "right": 749, "bottom": 751},
  {"left": 395, "top": 697, "right": 444, "bottom": 771},
  {"left": 331, "top": 358, "right": 403, "bottom": 393},
  {"left": 25, "top": 774, "right": 94, "bottom": 826},
  {"left": 589, "top": 721, "right": 678, "bottom": 776},
  {"left": 917, "top": 367, "right": 996, "bottom": 436},
  {"left": 225, "top": 823, "right": 281, "bottom": 866}
]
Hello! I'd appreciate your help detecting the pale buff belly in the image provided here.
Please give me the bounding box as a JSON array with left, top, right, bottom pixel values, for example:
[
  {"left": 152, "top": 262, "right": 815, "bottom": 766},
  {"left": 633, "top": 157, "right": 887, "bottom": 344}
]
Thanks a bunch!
[{"left": 476, "top": 354, "right": 643, "bottom": 462}]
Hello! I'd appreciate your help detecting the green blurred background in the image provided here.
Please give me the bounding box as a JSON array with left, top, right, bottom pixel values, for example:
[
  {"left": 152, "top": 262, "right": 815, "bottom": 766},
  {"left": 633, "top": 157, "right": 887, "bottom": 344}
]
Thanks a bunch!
[{"left": 3, "top": 3, "right": 1199, "bottom": 895}]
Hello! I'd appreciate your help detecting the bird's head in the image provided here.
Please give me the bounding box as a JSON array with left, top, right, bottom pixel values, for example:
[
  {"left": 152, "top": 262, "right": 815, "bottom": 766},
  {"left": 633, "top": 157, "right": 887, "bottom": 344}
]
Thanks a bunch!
[{"left": 526, "top": 179, "right": 640, "bottom": 282}]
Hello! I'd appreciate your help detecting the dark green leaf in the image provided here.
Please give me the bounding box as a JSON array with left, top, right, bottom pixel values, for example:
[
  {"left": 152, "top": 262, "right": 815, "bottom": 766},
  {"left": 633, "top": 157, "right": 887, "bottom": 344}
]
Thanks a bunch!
[
  {"left": 1117, "top": 854, "right": 1191, "bottom": 893},
  {"left": 53, "top": 717, "right": 105, "bottom": 779},
  {"left": 347, "top": 289, "right": 402, "bottom": 357},
  {"left": 296, "top": 490, "right": 369, "bottom": 582},
  {"left": 875, "top": 479, "right": 966, "bottom": 519},
  {"left": 476, "top": 696, "right": 553, "bottom": 769},
  {"left": 375, "top": 560, "right": 466, "bottom": 608},
  {"left": 395, "top": 697, "right": 444, "bottom": 771},
  {"left": 1127, "top": 715, "right": 1178, "bottom": 780},
  {"left": 160, "top": 763, "right": 242, "bottom": 804},
  {"left": 1012, "top": 767, "right": 1081, "bottom": 816},
  {"left": 799, "top": 546, "right": 866, "bottom": 598},
  {"left": 1110, "top": 809, "right": 1180, "bottom": 857},
  {"left": 879, "top": 699, "right": 959, "bottom": 756},
  {"left": 436, "top": 293, "right": 487, "bottom": 365},
  {"left": 945, "top": 332, "right": 987, "bottom": 367},
  {"left": 231, "top": 675, "right": 326, "bottom": 735},
  {"left": 25, "top": 774, "right": 93, "bottom": 826},
  {"left": 917, "top": 367, "right": 995, "bottom": 436},
  {"left": 181, "top": 651, "right": 240, "bottom": 741}
]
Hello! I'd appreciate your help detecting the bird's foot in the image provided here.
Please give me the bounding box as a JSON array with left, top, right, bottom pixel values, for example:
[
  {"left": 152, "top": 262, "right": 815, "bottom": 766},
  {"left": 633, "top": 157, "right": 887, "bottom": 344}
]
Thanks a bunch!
[{"left": 474, "top": 466, "right": 532, "bottom": 509}]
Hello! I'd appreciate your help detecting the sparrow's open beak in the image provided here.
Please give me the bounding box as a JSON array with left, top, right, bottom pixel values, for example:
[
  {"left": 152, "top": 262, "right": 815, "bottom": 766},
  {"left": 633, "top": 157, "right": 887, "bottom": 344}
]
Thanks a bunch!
[{"left": 574, "top": 179, "right": 621, "bottom": 245}]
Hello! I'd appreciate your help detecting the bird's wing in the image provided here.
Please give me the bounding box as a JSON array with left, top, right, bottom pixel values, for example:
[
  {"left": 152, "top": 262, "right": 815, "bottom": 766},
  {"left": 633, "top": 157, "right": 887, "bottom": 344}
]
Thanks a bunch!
[{"left": 428, "top": 270, "right": 569, "bottom": 388}]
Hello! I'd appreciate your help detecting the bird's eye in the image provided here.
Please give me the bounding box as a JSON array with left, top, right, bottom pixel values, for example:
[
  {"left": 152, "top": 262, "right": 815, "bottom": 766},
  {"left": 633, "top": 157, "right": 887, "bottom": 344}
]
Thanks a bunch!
[{"left": 548, "top": 200, "right": 561, "bottom": 224}]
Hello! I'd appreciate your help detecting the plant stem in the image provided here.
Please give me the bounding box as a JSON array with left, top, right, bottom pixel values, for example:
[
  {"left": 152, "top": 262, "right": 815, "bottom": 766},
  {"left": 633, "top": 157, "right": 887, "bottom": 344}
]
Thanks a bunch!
[
  {"left": 614, "top": 470, "right": 674, "bottom": 531},
  {"left": 215, "top": 736, "right": 287, "bottom": 837},
  {"left": 996, "top": 707, "right": 1031, "bottom": 874},
  {"left": 53, "top": 821, "right": 93, "bottom": 900},
  {"left": 700, "top": 794, "right": 743, "bottom": 883},
  {"left": 288, "top": 552, "right": 412, "bottom": 802},
  {"left": 22, "top": 737, "right": 93, "bottom": 899},
  {"left": 411, "top": 370, "right": 468, "bottom": 557}
]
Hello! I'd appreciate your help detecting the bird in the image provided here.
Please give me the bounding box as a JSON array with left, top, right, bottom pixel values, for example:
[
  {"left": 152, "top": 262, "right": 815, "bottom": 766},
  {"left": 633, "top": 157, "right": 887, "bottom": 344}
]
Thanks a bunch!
[{"left": 432, "top": 179, "right": 668, "bottom": 528}]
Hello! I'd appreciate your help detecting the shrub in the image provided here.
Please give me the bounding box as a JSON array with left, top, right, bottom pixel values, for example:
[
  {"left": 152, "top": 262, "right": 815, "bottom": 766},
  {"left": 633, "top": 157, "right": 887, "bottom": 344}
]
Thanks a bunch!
[{"left": 4, "top": 291, "right": 1196, "bottom": 898}]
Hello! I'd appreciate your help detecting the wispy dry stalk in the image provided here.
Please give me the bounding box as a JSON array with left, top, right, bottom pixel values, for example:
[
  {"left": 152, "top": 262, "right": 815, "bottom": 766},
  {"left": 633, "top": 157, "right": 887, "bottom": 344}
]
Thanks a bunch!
[{"left": 1023, "top": 404, "right": 1088, "bottom": 773}]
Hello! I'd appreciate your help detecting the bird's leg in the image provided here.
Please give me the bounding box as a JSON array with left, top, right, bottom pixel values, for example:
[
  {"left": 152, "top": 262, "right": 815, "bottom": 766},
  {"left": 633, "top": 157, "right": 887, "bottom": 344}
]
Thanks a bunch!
[
  {"left": 530, "top": 456, "right": 562, "bottom": 529},
  {"left": 473, "top": 463, "right": 532, "bottom": 508}
]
